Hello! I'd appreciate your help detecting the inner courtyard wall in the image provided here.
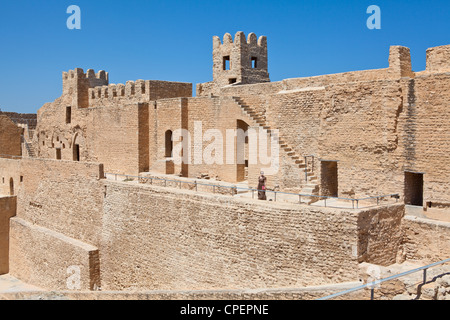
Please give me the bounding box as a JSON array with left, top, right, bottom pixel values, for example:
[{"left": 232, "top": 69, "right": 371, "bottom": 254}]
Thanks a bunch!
[
  {"left": 26, "top": 44, "right": 450, "bottom": 206},
  {"left": 0, "top": 115, "right": 22, "bottom": 158},
  {"left": 96, "top": 181, "right": 406, "bottom": 291},
  {"left": 0, "top": 196, "right": 16, "bottom": 274}
]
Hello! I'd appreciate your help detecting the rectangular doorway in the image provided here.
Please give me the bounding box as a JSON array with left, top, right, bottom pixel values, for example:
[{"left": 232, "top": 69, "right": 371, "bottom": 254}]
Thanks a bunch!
[
  {"left": 321, "top": 161, "right": 338, "bottom": 197},
  {"left": 56, "top": 148, "right": 62, "bottom": 160},
  {"left": 404, "top": 171, "right": 423, "bottom": 206}
]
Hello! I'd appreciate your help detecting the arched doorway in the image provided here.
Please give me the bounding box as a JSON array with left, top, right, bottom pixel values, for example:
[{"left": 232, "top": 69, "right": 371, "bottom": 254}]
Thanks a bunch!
[
  {"left": 9, "top": 178, "right": 14, "bottom": 196},
  {"left": 165, "top": 130, "right": 174, "bottom": 174},
  {"left": 236, "top": 120, "right": 249, "bottom": 182}
]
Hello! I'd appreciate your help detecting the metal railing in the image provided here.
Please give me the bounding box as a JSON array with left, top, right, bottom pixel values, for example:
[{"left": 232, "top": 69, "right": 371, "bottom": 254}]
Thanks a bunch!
[
  {"left": 317, "top": 257, "right": 450, "bottom": 300},
  {"left": 105, "top": 172, "right": 400, "bottom": 209}
]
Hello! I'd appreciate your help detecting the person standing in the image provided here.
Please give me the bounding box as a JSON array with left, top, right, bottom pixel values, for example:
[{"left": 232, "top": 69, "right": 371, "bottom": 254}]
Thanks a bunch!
[{"left": 258, "top": 171, "right": 267, "bottom": 200}]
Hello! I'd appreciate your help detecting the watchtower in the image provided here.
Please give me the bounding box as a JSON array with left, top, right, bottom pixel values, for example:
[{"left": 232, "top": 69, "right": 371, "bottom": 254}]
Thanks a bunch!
[
  {"left": 62, "top": 68, "right": 109, "bottom": 108},
  {"left": 212, "top": 31, "right": 270, "bottom": 87}
]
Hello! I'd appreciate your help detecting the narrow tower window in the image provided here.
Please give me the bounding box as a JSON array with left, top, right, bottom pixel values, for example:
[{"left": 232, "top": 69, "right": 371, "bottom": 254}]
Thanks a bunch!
[
  {"left": 251, "top": 57, "right": 258, "bottom": 68},
  {"left": 223, "top": 56, "right": 230, "bottom": 70},
  {"left": 66, "top": 106, "right": 72, "bottom": 124}
]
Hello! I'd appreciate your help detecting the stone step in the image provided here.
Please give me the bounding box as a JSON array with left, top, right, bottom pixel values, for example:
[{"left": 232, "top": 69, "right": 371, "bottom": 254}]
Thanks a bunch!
[{"left": 300, "top": 187, "right": 316, "bottom": 194}]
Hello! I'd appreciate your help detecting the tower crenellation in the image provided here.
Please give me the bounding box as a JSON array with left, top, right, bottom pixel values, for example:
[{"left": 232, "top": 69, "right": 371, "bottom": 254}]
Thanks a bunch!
[{"left": 62, "top": 68, "right": 109, "bottom": 108}]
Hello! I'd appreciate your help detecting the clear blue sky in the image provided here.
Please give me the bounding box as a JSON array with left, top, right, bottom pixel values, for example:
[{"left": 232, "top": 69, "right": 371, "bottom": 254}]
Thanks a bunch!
[{"left": 0, "top": 0, "right": 449, "bottom": 113}]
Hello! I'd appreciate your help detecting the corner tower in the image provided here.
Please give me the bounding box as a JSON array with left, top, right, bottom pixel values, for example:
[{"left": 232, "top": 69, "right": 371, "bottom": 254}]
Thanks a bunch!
[
  {"left": 62, "top": 68, "right": 109, "bottom": 108},
  {"left": 212, "top": 31, "right": 270, "bottom": 87}
]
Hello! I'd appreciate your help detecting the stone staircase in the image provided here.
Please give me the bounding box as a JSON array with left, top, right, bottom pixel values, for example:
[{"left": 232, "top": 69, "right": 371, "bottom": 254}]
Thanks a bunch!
[
  {"left": 232, "top": 96, "right": 319, "bottom": 197},
  {"left": 21, "top": 135, "right": 36, "bottom": 158}
]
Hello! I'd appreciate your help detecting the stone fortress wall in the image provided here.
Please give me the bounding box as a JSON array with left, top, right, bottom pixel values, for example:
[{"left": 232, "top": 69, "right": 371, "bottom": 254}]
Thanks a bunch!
[
  {"left": 0, "top": 31, "right": 449, "bottom": 298},
  {"left": 0, "top": 157, "right": 409, "bottom": 292},
  {"left": 29, "top": 32, "right": 450, "bottom": 204}
]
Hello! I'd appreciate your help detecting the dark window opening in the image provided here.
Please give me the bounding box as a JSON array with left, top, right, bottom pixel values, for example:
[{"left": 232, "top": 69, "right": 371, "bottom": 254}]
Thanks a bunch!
[
  {"left": 165, "top": 130, "right": 174, "bottom": 175},
  {"left": 20, "top": 176, "right": 23, "bottom": 183},
  {"left": 223, "top": 56, "right": 230, "bottom": 70},
  {"left": 9, "top": 178, "right": 14, "bottom": 196},
  {"left": 229, "top": 78, "right": 237, "bottom": 84},
  {"left": 251, "top": 57, "right": 258, "bottom": 68},
  {"left": 404, "top": 172, "right": 423, "bottom": 206},
  {"left": 56, "top": 148, "right": 62, "bottom": 160},
  {"left": 66, "top": 107, "right": 71, "bottom": 124}
]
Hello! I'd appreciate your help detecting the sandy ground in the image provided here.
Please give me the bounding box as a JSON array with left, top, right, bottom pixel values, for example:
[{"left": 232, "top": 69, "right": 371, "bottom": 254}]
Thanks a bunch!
[
  {"left": 405, "top": 205, "right": 450, "bottom": 223},
  {"left": 0, "top": 274, "right": 42, "bottom": 294}
]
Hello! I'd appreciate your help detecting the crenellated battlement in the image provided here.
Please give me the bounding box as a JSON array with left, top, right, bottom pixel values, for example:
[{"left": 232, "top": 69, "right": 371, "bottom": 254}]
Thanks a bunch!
[
  {"left": 88, "top": 79, "right": 192, "bottom": 107},
  {"left": 426, "top": 45, "right": 450, "bottom": 73},
  {"left": 89, "top": 80, "right": 148, "bottom": 102},
  {"left": 62, "top": 68, "right": 109, "bottom": 82},
  {"left": 213, "top": 31, "right": 267, "bottom": 49}
]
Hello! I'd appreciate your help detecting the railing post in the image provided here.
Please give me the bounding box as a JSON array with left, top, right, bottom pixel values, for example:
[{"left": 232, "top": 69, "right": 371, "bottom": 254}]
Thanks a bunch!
[
  {"left": 299, "top": 194, "right": 301, "bottom": 204},
  {"left": 274, "top": 191, "right": 277, "bottom": 202},
  {"left": 370, "top": 288, "right": 375, "bottom": 300},
  {"left": 213, "top": 185, "right": 215, "bottom": 194},
  {"left": 195, "top": 181, "right": 198, "bottom": 192},
  {"left": 352, "top": 200, "right": 354, "bottom": 209},
  {"left": 252, "top": 189, "right": 255, "bottom": 199},
  {"left": 423, "top": 268, "right": 427, "bottom": 284},
  {"left": 356, "top": 199, "right": 359, "bottom": 209},
  {"left": 324, "top": 197, "right": 327, "bottom": 207}
]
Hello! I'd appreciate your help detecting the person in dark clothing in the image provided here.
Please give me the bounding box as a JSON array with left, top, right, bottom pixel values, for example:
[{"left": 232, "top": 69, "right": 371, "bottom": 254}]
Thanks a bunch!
[{"left": 257, "top": 171, "right": 267, "bottom": 200}]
